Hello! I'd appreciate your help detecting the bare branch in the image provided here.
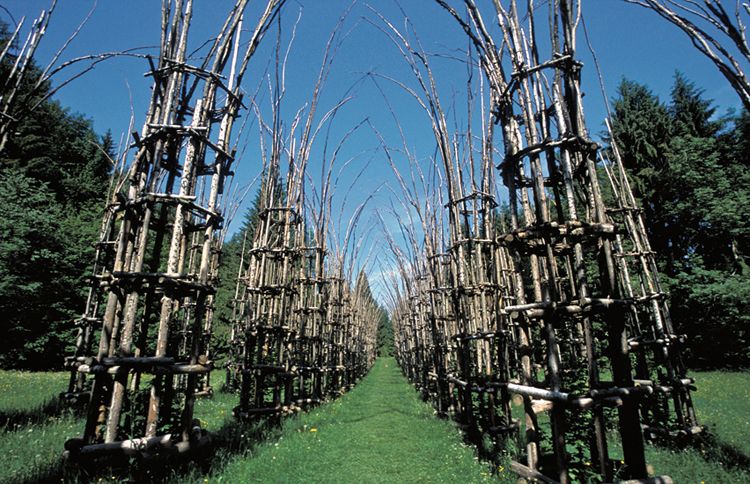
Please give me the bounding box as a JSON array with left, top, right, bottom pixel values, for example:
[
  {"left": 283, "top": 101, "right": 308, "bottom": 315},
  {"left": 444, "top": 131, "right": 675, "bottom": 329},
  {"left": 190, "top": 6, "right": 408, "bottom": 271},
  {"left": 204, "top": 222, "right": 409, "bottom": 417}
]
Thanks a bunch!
[{"left": 624, "top": 0, "right": 750, "bottom": 110}]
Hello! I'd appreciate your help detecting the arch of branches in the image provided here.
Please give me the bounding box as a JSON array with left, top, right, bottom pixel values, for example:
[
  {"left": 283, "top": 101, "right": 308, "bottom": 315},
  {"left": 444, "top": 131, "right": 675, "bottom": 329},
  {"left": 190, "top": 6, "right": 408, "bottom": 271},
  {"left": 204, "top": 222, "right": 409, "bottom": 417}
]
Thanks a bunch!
[
  {"left": 59, "top": 0, "right": 379, "bottom": 467},
  {"left": 381, "top": 1, "right": 701, "bottom": 483},
  {"left": 42, "top": 1, "right": 701, "bottom": 483}
]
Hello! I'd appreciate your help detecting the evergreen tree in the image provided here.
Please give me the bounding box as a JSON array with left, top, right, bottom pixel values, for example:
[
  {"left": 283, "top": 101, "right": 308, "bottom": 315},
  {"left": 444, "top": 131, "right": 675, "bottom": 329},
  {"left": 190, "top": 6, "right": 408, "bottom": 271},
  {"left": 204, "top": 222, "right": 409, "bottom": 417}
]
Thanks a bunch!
[
  {"left": 376, "top": 311, "right": 394, "bottom": 357},
  {"left": 210, "top": 189, "right": 265, "bottom": 363},
  {"left": 610, "top": 79, "right": 675, "bottom": 272},
  {"left": 0, "top": 25, "right": 112, "bottom": 369},
  {"left": 670, "top": 72, "right": 720, "bottom": 138},
  {"left": 609, "top": 73, "right": 750, "bottom": 368},
  {"left": 354, "top": 270, "right": 393, "bottom": 357}
]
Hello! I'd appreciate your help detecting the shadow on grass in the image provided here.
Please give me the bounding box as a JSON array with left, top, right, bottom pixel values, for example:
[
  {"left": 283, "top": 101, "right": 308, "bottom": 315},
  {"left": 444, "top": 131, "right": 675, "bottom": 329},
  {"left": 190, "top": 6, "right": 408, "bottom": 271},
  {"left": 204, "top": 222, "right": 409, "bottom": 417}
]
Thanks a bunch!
[
  {"left": 689, "top": 429, "right": 750, "bottom": 474},
  {"left": 14, "top": 414, "right": 285, "bottom": 483},
  {"left": 14, "top": 459, "right": 66, "bottom": 484},
  {"left": 646, "top": 426, "right": 750, "bottom": 476},
  {"left": 0, "top": 396, "right": 83, "bottom": 432}
]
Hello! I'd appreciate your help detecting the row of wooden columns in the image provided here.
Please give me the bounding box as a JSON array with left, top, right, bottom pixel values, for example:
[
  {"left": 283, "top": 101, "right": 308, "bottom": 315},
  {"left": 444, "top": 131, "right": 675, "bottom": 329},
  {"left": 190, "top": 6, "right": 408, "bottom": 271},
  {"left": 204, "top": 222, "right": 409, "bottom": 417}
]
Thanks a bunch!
[
  {"left": 389, "top": 1, "right": 701, "bottom": 483},
  {"left": 59, "top": 0, "right": 378, "bottom": 467},
  {"left": 226, "top": 177, "right": 378, "bottom": 420}
]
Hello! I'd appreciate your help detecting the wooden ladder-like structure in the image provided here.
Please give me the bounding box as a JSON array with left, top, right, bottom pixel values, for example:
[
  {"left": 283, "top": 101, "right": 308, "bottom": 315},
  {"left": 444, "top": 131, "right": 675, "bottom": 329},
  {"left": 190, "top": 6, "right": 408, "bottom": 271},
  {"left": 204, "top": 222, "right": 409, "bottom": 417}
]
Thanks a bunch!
[
  {"left": 64, "top": 0, "right": 283, "bottom": 463},
  {"left": 235, "top": 194, "right": 303, "bottom": 420},
  {"left": 602, "top": 126, "right": 700, "bottom": 441},
  {"left": 390, "top": 1, "right": 703, "bottom": 482}
]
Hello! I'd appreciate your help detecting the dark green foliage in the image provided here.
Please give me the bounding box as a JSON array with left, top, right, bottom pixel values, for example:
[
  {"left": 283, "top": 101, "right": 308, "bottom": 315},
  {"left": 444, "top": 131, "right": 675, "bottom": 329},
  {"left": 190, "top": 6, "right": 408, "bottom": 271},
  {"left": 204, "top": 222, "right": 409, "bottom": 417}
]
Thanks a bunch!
[
  {"left": 0, "top": 143, "right": 108, "bottom": 368},
  {"left": 0, "top": 25, "right": 111, "bottom": 369},
  {"left": 377, "top": 310, "right": 394, "bottom": 357},
  {"left": 669, "top": 268, "right": 750, "bottom": 368},
  {"left": 212, "top": 233, "right": 245, "bottom": 364},
  {"left": 241, "top": 188, "right": 264, "bottom": 239},
  {"left": 354, "top": 270, "right": 392, "bottom": 357},
  {"left": 0, "top": 172, "right": 66, "bottom": 367},
  {"left": 610, "top": 79, "right": 674, "bottom": 270},
  {"left": 670, "top": 72, "right": 721, "bottom": 138},
  {"left": 211, "top": 188, "right": 266, "bottom": 364},
  {"left": 609, "top": 72, "right": 750, "bottom": 369}
]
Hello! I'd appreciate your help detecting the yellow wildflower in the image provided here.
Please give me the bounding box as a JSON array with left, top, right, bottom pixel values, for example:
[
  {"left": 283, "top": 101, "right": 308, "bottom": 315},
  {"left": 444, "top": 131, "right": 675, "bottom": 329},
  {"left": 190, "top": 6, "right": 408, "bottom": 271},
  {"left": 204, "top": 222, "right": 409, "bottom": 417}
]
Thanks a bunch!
[{"left": 310, "top": 428, "right": 318, "bottom": 432}]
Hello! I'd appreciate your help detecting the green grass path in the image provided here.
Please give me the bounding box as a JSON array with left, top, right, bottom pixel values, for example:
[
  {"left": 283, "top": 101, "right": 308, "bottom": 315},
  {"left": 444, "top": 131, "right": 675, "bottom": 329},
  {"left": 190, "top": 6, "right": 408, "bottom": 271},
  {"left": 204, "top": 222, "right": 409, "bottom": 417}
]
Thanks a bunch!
[
  {"left": 0, "top": 365, "right": 748, "bottom": 482},
  {"left": 206, "top": 358, "right": 509, "bottom": 483}
]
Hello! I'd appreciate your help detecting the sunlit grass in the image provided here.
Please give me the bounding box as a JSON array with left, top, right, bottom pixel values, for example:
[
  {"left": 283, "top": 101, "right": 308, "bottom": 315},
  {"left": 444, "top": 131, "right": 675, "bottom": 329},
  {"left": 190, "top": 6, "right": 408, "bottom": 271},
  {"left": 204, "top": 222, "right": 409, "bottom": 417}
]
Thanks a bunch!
[
  {"left": 0, "top": 370, "right": 67, "bottom": 422},
  {"left": 0, "top": 413, "right": 77, "bottom": 482},
  {"left": 648, "top": 370, "right": 750, "bottom": 483},
  {"left": 691, "top": 371, "right": 750, "bottom": 455},
  {"left": 201, "top": 358, "right": 510, "bottom": 483},
  {"left": 0, "top": 370, "right": 236, "bottom": 483},
  {"left": 0, "top": 366, "right": 746, "bottom": 483},
  {"left": 606, "top": 370, "right": 750, "bottom": 483}
]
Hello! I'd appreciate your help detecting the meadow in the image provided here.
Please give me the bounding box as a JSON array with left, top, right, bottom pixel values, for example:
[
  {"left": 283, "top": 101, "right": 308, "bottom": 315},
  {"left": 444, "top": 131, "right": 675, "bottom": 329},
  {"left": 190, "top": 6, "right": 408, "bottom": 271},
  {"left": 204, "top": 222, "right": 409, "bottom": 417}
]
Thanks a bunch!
[{"left": 0, "top": 363, "right": 747, "bottom": 483}]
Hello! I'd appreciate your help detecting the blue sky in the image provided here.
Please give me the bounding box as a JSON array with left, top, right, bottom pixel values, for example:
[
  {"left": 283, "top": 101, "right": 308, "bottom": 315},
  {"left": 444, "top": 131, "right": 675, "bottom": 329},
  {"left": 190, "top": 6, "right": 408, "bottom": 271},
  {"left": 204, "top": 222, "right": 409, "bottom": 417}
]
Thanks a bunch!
[{"left": 2, "top": 0, "right": 742, "bottom": 301}]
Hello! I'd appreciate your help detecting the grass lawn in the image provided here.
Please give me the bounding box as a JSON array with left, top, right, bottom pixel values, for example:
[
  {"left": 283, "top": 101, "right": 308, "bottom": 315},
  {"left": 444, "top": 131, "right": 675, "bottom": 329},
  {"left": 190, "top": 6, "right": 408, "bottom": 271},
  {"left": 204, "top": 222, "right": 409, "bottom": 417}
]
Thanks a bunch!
[
  {"left": 202, "top": 358, "right": 509, "bottom": 483},
  {"left": 0, "top": 365, "right": 747, "bottom": 483},
  {"left": 0, "top": 370, "right": 68, "bottom": 426},
  {"left": 640, "top": 370, "right": 750, "bottom": 483},
  {"left": 0, "top": 369, "right": 76, "bottom": 482},
  {"left": 0, "top": 370, "right": 235, "bottom": 483},
  {"left": 692, "top": 371, "right": 750, "bottom": 455},
  {"left": 0, "top": 412, "right": 80, "bottom": 482}
]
